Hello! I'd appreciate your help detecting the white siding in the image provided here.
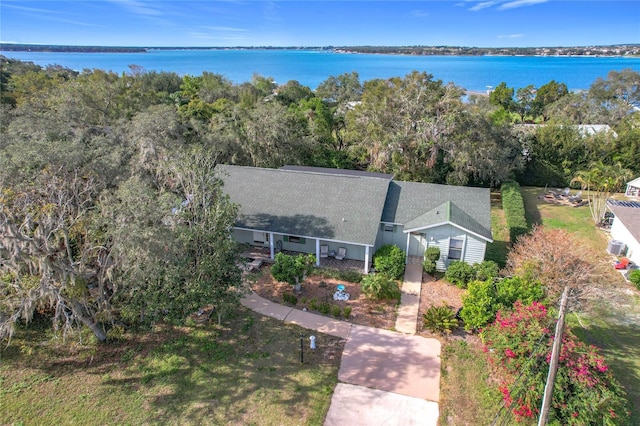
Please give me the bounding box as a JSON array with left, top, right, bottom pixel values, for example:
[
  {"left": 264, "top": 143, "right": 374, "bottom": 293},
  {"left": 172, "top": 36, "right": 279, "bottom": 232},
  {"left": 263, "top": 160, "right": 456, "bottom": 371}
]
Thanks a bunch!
[
  {"left": 409, "top": 224, "right": 488, "bottom": 271},
  {"left": 462, "top": 234, "right": 487, "bottom": 265},
  {"left": 611, "top": 219, "right": 640, "bottom": 265}
]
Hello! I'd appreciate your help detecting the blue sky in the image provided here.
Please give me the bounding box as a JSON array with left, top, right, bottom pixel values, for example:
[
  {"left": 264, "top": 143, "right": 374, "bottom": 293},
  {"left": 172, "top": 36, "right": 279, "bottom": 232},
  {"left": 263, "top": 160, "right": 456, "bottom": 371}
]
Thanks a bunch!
[{"left": 1, "top": 1, "right": 639, "bottom": 47}]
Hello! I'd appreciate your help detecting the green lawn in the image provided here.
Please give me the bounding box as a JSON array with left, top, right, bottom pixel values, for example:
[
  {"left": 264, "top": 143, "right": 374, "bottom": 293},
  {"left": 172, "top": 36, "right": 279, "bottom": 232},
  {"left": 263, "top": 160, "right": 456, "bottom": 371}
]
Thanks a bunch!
[
  {"left": 439, "top": 340, "right": 502, "bottom": 425},
  {"left": 0, "top": 307, "right": 342, "bottom": 425},
  {"left": 485, "top": 191, "right": 509, "bottom": 268}
]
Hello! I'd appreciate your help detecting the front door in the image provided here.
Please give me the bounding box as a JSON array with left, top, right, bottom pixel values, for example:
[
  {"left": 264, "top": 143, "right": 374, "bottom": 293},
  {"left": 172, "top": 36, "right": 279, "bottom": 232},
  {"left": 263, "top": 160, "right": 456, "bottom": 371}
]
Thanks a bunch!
[{"left": 410, "top": 233, "right": 425, "bottom": 257}]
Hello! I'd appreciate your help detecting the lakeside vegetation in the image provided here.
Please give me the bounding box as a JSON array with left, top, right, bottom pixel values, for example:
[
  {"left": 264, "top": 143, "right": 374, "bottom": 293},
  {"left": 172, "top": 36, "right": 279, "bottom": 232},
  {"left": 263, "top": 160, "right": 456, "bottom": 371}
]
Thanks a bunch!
[
  {"left": 1, "top": 55, "right": 639, "bottom": 424},
  {"left": 2, "top": 43, "right": 639, "bottom": 56}
]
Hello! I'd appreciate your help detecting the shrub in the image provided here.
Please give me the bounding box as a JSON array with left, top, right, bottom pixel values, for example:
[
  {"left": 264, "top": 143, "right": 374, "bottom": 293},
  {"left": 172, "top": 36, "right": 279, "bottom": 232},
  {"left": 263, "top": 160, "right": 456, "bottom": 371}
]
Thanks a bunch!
[
  {"left": 343, "top": 306, "right": 352, "bottom": 318},
  {"left": 372, "top": 244, "right": 406, "bottom": 279},
  {"left": 331, "top": 305, "right": 341, "bottom": 318},
  {"left": 361, "top": 273, "right": 401, "bottom": 300},
  {"left": 501, "top": 180, "right": 528, "bottom": 243},
  {"left": 423, "top": 304, "right": 459, "bottom": 334},
  {"left": 629, "top": 270, "right": 640, "bottom": 290},
  {"left": 318, "top": 302, "right": 331, "bottom": 315},
  {"left": 473, "top": 260, "right": 499, "bottom": 281},
  {"left": 445, "top": 261, "right": 475, "bottom": 288},
  {"left": 482, "top": 301, "right": 629, "bottom": 425},
  {"left": 271, "top": 252, "right": 315, "bottom": 289},
  {"left": 338, "top": 270, "right": 363, "bottom": 283},
  {"left": 309, "top": 298, "right": 318, "bottom": 311},
  {"left": 460, "top": 276, "right": 544, "bottom": 331},
  {"left": 282, "top": 293, "right": 298, "bottom": 305},
  {"left": 423, "top": 246, "right": 441, "bottom": 274}
]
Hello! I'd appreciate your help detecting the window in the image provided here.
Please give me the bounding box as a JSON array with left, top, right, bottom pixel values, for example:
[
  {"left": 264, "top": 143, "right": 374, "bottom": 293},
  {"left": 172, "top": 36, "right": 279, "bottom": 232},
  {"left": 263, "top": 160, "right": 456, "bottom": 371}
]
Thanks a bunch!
[
  {"left": 284, "top": 235, "right": 305, "bottom": 244},
  {"left": 253, "top": 231, "right": 268, "bottom": 243},
  {"left": 448, "top": 238, "right": 464, "bottom": 260},
  {"left": 384, "top": 224, "right": 394, "bottom": 232}
]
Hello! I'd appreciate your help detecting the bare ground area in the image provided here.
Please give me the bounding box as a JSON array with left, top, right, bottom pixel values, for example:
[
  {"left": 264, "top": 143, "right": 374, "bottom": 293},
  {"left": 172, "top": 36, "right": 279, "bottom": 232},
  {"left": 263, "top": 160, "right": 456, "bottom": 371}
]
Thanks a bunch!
[
  {"left": 415, "top": 272, "right": 482, "bottom": 346},
  {"left": 249, "top": 265, "right": 398, "bottom": 330}
]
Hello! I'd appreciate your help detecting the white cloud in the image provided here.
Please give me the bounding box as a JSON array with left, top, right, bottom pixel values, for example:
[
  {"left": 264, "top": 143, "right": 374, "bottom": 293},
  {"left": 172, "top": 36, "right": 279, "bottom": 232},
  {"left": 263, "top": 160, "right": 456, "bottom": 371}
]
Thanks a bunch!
[
  {"left": 107, "top": 0, "right": 163, "bottom": 17},
  {"left": 498, "top": 33, "right": 525, "bottom": 38},
  {"left": 498, "top": 0, "right": 548, "bottom": 10},
  {"left": 466, "top": 0, "right": 548, "bottom": 11},
  {"left": 2, "top": 3, "right": 105, "bottom": 27},
  {"left": 469, "top": 1, "right": 499, "bottom": 12}
]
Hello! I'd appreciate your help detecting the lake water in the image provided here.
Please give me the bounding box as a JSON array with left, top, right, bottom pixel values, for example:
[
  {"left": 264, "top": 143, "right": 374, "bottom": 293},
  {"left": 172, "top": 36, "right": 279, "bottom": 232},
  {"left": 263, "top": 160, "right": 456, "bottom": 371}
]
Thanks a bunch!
[{"left": 3, "top": 49, "right": 640, "bottom": 92}]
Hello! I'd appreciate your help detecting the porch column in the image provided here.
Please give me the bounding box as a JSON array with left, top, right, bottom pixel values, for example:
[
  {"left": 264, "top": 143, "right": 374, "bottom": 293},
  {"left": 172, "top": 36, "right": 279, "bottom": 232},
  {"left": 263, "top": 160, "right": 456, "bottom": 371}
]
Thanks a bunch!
[
  {"left": 364, "top": 246, "right": 370, "bottom": 274},
  {"left": 405, "top": 233, "right": 411, "bottom": 263},
  {"left": 315, "top": 239, "right": 321, "bottom": 266},
  {"left": 269, "top": 232, "right": 275, "bottom": 259}
]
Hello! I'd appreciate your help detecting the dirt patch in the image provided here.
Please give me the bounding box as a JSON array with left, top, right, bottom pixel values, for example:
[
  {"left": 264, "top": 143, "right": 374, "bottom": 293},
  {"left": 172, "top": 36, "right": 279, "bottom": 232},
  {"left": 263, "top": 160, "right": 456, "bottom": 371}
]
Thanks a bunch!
[
  {"left": 249, "top": 265, "right": 398, "bottom": 330},
  {"left": 415, "top": 272, "right": 481, "bottom": 345}
]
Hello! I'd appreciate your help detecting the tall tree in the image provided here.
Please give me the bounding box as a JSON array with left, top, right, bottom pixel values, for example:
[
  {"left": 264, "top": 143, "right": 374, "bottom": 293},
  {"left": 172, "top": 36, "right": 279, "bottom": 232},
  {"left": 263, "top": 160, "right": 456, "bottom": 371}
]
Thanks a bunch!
[
  {"left": 532, "top": 79, "right": 568, "bottom": 120},
  {"left": 571, "top": 161, "right": 633, "bottom": 225},
  {"left": 316, "top": 72, "right": 363, "bottom": 105}
]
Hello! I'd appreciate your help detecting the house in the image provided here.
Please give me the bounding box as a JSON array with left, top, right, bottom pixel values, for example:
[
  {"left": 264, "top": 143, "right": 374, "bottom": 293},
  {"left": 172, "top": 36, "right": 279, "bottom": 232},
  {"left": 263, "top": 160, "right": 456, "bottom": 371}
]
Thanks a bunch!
[
  {"left": 607, "top": 199, "right": 640, "bottom": 266},
  {"left": 217, "top": 165, "right": 493, "bottom": 273},
  {"left": 625, "top": 177, "right": 640, "bottom": 199}
]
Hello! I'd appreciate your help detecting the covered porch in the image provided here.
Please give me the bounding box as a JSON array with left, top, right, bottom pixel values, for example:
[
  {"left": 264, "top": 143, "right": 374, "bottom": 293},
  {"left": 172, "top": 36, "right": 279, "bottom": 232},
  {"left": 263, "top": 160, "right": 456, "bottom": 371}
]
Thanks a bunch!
[{"left": 240, "top": 245, "right": 367, "bottom": 274}]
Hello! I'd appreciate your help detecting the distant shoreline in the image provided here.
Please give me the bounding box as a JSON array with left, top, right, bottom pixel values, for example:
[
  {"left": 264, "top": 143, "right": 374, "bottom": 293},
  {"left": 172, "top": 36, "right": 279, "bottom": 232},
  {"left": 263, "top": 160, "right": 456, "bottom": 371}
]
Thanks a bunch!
[{"left": 2, "top": 43, "right": 639, "bottom": 57}]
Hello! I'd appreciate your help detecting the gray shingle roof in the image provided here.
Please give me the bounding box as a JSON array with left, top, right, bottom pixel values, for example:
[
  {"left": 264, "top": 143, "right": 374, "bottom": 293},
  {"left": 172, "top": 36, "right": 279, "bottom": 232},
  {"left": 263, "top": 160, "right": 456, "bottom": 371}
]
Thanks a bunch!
[
  {"left": 382, "top": 181, "right": 493, "bottom": 241},
  {"left": 217, "top": 165, "right": 390, "bottom": 246},
  {"left": 608, "top": 203, "right": 640, "bottom": 243}
]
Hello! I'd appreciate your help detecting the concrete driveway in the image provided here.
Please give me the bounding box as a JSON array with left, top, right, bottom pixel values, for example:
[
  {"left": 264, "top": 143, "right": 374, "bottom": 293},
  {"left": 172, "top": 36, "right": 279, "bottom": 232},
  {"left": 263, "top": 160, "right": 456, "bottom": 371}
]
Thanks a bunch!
[
  {"left": 324, "top": 383, "right": 439, "bottom": 426},
  {"left": 338, "top": 324, "right": 441, "bottom": 401}
]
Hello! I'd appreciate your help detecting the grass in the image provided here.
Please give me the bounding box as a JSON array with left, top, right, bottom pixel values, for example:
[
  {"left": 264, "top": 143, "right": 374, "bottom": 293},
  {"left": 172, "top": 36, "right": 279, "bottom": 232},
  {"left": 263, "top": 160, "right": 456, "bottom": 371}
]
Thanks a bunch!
[
  {"left": 439, "top": 340, "right": 502, "bottom": 425},
  {"left": 0, "top": 307, "right": 342, "bottom": 425},
  {"left": 485, "top": 191, "right": 510, "bottom": 268}
]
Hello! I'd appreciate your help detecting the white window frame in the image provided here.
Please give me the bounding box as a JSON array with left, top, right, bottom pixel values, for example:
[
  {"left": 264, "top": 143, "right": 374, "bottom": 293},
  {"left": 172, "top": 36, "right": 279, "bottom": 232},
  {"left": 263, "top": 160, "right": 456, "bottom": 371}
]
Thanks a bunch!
[{"left": 448, "top": 237, "right": 465, "bottom": 261}]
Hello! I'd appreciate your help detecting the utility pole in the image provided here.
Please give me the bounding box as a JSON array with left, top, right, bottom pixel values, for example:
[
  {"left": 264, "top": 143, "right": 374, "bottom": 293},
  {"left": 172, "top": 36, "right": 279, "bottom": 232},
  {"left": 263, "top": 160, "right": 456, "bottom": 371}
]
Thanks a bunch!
[{"left": 538, "top": 286, "right": 569, "bottom": 425}]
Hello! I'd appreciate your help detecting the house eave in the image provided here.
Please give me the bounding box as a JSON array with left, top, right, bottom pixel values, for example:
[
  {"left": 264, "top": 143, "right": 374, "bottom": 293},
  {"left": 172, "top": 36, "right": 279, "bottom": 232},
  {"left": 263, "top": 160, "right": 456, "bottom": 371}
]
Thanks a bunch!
[{"left": 403, "top": 221, "right": 493, "bottom": 243}]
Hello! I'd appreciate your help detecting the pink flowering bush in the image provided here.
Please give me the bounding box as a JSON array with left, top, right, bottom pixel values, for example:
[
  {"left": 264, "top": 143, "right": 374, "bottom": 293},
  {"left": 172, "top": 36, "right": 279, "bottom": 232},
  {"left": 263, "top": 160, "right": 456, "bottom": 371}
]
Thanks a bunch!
[{"left": 482, "top": 301, "right": 629, "bottom": 425}]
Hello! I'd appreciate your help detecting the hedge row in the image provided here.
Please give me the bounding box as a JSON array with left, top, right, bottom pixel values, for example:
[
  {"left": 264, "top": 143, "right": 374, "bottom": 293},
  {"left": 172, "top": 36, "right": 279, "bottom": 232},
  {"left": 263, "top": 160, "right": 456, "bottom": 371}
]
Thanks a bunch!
[{"left": 501, "top": 180, "right": 528, "bottom": 243}]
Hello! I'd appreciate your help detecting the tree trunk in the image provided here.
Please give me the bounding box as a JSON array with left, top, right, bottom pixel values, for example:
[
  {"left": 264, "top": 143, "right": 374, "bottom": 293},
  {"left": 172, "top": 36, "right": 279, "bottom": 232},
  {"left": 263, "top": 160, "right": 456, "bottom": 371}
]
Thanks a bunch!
[{"left": 72, "top": 301, "right": 107, "bottom": 342}]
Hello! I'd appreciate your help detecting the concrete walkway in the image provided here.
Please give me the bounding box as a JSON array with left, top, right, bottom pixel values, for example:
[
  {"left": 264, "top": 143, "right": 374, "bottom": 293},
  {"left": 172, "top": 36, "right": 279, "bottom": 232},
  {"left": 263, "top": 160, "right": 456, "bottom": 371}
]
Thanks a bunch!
[
  {"left": 395, "top": 263, "right": 423, "bottom": 334},
  {"left": 240, "top": 269, "right": 440, "bottom": 426},
  {"left": 241, "top": 292, "right": 352, "bottom": 339}
]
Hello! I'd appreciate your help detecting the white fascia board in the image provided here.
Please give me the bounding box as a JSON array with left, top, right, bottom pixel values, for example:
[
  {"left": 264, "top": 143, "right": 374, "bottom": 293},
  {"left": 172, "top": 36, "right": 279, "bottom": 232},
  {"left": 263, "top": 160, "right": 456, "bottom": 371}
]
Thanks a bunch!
[
  {"left": 231, "top": 227, "right": 373, "bottom": 248},
  {"left": 403, "top": 221, "right": 493, "bottom": 243}
]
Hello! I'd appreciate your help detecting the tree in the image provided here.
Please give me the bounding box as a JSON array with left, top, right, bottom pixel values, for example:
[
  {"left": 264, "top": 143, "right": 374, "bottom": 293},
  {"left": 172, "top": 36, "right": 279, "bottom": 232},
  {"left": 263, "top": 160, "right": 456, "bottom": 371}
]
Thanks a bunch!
[
  {"left": 445, "top": 109, "right": 524, "bottom": 186},
  {"left": 316, "top": 72, "right": 363, "bottom": 105},
  {"left": 488, "top": 81, "right": 515, "bottom": 112},
  {"left": 590, "top": 68, "right": 640, "bottom": 111},
  {"left": 505, "top": 226, "right": 600, "bottom": 301},
  {"left": 0, "top": 168, "right": 110, "bottom": 342},
  {"left": 170, "top": 149, "right": 244, "bottom": 325},
  {"left": 533, "top": 80, "right": 568, "bottom": 120},
  {"left": 271, "top": 253, "right": 316, "bottom": 291},
  {"left": 344, "top": 71, "right": 465, "bottom": 181},
  {"left": 514, "top": 85, "right": 536, "bottom": 122},
  {"left": 571, "top": 161, "right": 633, "bottom": 225}
]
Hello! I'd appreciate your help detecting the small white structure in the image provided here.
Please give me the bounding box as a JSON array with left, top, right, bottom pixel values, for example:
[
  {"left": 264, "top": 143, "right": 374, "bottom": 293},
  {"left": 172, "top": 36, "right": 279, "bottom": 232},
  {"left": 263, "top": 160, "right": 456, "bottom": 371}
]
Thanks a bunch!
[
  {"left": 607, "top": 200, "right": 640, "bottom": 266},
  {"left": 625, "top": 177, "right": 640, "bottom": 199}
]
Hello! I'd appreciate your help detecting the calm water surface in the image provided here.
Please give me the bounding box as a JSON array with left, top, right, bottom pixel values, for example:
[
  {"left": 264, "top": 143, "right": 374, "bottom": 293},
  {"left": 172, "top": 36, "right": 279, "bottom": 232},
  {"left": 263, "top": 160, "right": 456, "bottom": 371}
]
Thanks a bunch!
[{"left": 3, "top": 49, "right": 640, "bottom": 92}]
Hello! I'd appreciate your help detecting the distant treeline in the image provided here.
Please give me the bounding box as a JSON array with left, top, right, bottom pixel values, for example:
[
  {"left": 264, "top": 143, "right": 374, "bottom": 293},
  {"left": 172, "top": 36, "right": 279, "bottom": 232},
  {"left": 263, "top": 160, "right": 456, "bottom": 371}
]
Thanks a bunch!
[
  {"left": 0, "top": 43, "right": 146, "bottom": 53},
  {"left": 2, "top": 43, "right": 639, "bottom": 56}
]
